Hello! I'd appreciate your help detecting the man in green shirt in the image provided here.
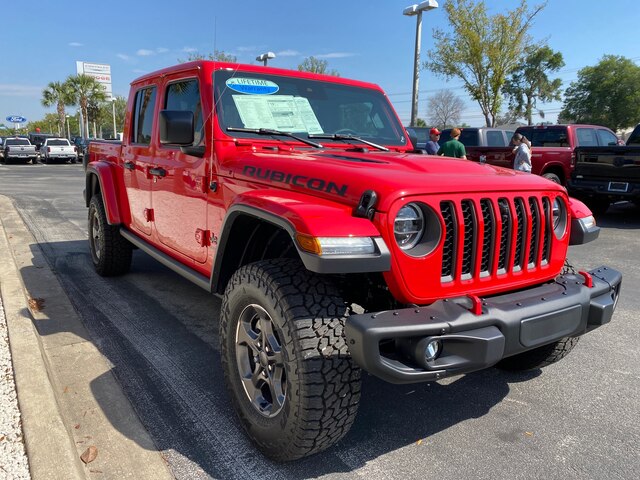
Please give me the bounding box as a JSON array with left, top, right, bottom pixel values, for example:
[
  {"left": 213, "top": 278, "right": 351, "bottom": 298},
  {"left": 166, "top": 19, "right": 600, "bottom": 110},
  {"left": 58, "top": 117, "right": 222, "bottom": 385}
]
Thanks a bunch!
[{"left": 437, "top": 128, "right": 467, "bottom": 159}]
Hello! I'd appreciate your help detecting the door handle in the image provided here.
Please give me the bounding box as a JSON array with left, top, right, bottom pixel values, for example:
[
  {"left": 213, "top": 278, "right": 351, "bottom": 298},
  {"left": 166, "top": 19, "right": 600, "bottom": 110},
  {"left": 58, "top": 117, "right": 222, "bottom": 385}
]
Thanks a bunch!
[
  {"left": 123, "top": 161, "right": 135, "bottom": 170},
  {"left": 149, "top": 167, "right": 167, "bottom": 177}
]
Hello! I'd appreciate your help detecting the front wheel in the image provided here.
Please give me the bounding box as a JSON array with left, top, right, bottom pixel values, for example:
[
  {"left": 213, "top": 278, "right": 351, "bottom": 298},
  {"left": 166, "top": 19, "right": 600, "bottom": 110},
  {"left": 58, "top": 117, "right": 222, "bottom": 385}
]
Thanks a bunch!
[
  {"left": 542, "top": 172, "right": 561, "bottom": 184},
  {"left": 88, "top": 195, "right": 132, "bottom": 276},
  {"left": 496, "top": 337, "right": 580, "bottom": 371},
  {"left": 220, "top": 259, "right": 361, "bottom": 461}
]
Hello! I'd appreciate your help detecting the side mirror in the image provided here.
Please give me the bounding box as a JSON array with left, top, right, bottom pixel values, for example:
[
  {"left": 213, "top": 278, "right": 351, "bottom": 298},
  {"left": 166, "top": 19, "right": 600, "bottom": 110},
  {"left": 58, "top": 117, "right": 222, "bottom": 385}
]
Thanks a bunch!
[{"left": 159, "top": 110, "right": 194, "bottom": 145}]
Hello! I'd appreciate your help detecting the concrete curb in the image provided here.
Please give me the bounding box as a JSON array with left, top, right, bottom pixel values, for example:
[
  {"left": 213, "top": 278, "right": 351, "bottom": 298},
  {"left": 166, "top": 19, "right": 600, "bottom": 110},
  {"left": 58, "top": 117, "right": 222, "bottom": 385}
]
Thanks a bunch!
[{"left": 0, "top": 195, "right": 174, "bottom": 480}]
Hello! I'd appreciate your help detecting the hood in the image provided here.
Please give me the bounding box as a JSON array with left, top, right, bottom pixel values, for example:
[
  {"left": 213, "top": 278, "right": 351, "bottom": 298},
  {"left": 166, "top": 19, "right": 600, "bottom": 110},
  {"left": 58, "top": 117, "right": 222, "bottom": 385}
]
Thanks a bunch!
[{"left": 228, "top": 148, "right": 565, "bottom": 212}]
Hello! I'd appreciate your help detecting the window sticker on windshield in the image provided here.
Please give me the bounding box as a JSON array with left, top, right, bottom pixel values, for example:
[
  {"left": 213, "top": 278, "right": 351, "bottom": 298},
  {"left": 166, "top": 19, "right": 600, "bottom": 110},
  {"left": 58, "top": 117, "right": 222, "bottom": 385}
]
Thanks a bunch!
[
  {"left": 232, "top": 95, "right": 324, "bottom": 134},
  {"left": 226, "top": 78, "right": 279, "bottom": 95}
]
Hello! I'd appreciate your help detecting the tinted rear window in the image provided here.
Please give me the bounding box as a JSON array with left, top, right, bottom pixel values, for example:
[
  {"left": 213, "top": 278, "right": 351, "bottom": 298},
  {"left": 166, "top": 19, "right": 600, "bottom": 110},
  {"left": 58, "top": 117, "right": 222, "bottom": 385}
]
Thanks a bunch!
[
  {"left": 627, "top": 125, "right": 640, "bottom": 145},
  {"left": 440, "top": 128, "right": 479, "bottom": 147},
  {"left": 6, "top": 139, "right": 30, "bottom": 146},
  {"left": 516, "top": 127, "right": 569, "bottom": 147},
  {"left": 48, "top": 139, "right": 70, "bottom": 146}
]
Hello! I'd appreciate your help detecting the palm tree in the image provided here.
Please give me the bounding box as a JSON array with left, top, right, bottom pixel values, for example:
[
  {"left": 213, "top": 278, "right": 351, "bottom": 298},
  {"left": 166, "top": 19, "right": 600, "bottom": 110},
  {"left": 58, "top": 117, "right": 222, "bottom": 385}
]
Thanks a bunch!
[
  {"left": 41, "top": 81, "right": 73, "bottom": 136},
  {"left": 66, "top": 74, "right": 107, "bottom": 138}
]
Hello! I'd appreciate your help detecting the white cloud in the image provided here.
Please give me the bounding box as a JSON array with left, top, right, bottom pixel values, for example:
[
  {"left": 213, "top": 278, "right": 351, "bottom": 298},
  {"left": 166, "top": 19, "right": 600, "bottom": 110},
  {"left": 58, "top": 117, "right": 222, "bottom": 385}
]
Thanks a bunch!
[
  {"left": 277, "top": 49, "right": 300, "bottom": 57},
  {"left": 0, "top": 84, "right": 42, "bottom": 97},
  {"left": 132, "top": 69, "right": 147, "bottom": 74},
  {"left": 137, "top": 49, "right": 155, "bottom": 56},
  {"left": 156, "top": 47, "right": 169, "bottom": 54},
  {"left": 315, "top": 52, "right": 356, "bottom": 59},
  {"left": 117, "top": 53, "right": 133, "bottom": 61},
  {"left": 68, "top": 42, "right": 83, "bottom": 47},
  {"left": 237, "top": 46, "right": 260, "bottom": 52},
  {"left": 182, "top": 47, "right": 198, "bottom": 53}
]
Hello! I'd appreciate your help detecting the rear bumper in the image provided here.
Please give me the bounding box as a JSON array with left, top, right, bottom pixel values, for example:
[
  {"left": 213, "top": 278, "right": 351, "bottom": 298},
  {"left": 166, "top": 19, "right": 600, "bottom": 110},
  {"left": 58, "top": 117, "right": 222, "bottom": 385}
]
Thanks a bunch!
[
  {"left": 568, "top": 178, "right": 640, "bottom": 199},
  {"left": 345, "top": 266, "right": 622, "bottom": 384}
]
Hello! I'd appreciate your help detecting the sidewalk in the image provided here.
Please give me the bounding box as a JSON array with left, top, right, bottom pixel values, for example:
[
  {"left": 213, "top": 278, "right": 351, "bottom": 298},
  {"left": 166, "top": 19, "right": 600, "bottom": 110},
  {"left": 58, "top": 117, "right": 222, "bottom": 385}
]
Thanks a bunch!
[{"left": 0, "top": 195, "right": 173, "bottom": 480}]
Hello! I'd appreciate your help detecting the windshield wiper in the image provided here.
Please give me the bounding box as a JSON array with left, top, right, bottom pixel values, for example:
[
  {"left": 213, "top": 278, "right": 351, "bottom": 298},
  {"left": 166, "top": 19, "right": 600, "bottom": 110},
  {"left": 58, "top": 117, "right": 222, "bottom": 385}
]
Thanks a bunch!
[
  {"left": 226, "top": 127, "right": 323, "bottom": 148},
  {"left": 308, "top": 133, "right": 389, "bottom": 152}
]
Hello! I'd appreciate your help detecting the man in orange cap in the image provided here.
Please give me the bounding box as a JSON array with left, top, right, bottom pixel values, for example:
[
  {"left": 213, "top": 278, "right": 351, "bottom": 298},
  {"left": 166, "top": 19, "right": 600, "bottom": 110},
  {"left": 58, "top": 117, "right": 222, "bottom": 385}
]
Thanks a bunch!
[{"left": 425, "top": 127, "right": 441, "bottom": 155}]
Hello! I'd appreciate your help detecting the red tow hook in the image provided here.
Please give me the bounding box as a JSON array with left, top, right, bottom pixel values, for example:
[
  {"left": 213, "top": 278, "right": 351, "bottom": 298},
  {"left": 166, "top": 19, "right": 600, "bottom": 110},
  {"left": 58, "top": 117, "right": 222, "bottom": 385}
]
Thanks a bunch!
[
  {"left": 467, "top": 295, "right": 483, "bottom": 315},
  {"left": 578, "top": 270, "right": 594, "bottom": 288}
]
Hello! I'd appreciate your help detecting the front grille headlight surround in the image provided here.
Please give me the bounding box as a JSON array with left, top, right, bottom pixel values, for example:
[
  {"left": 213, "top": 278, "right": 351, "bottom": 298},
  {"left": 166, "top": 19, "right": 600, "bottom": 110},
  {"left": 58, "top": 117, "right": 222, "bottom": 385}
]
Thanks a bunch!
[
  {"left": 552, "top": 196, "right": 568, "bottom": 239},
  {"left": 393, "top": 202, "right": 441, "bottom": 257}
]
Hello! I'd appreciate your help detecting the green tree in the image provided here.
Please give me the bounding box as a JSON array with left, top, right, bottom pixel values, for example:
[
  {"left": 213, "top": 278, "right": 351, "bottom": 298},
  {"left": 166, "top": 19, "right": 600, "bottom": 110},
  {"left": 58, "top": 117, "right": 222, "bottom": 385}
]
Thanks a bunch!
[
  {"left": 41, "top": 81, "right": 74, "bottom": 136},
  {"left": 178, "top": 50, "right": 237, "bottom": 63},
  {"left": 67, "top": 75, "right": 107, "bottom": 138},
  {"left": 297, "top": 57, "right": 340, "bottom": 76},
  {"left": 559, "top": 55, "right": 640, "bottom": 131},
  {"left": 503, "top": 45, "right": 564, "bottom": 125},
  {"left": 426, "top": 0, "right": 546, "bottom": 127}
]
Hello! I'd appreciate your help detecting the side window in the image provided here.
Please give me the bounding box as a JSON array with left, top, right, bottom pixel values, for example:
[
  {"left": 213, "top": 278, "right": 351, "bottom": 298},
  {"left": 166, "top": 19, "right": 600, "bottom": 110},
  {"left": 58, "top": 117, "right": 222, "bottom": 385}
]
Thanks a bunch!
[
  {"left": 486, "top": 130, "right": 505, "bottom": 147},
  {"left": 131, "top": 87, "right": 157, "bottom": 145},
  {"left": 458, "top": 129, "right": 479, "bottom": 146},
  {"left": 165, "top": 79, "right": 203, "bottom": 145},
  {"left": 576, "top": 128, "right": 597, "bottom": 147},
  {"left": 596, "top": 129, "right": 618, "bottom": 146}
]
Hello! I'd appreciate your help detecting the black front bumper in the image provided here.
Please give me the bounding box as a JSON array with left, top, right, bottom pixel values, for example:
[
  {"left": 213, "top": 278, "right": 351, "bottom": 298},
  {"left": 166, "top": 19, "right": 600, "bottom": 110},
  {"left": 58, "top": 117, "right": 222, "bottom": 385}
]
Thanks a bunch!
[{"left": 345, "top": 267, "right": 622, "bottom": 384}]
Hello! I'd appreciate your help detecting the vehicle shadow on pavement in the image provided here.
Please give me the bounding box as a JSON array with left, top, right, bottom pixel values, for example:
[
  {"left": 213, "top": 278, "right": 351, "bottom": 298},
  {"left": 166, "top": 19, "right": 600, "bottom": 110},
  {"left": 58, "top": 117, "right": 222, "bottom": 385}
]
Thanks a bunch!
[
  {"left": 594, "top": 201, "right": 640, "bottom": 229},
  {"left": 23, "top": 240, "right": 541, "bottom": 478}
]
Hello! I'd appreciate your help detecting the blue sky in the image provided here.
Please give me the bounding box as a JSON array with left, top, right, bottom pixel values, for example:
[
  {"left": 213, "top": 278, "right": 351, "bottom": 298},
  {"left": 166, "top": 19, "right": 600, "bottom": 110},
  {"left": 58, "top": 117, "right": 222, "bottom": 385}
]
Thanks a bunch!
[{"left": 1, "top": 0, "right": 639, "bottom": 129}]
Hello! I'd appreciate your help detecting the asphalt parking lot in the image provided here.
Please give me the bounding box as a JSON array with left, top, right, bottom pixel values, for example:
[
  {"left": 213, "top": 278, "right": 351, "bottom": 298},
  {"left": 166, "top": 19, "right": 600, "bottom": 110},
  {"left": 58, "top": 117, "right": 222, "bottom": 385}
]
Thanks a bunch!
[{"left": 1, "top": 162, "right": 639, "bottom": 479}]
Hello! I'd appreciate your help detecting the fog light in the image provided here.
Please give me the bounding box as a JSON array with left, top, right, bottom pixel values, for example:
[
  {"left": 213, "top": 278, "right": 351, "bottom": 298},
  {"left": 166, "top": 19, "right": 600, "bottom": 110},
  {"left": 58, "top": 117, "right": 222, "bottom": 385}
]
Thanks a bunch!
[{"left": 425, "top": 339, "right": 441, "bottom": 362}]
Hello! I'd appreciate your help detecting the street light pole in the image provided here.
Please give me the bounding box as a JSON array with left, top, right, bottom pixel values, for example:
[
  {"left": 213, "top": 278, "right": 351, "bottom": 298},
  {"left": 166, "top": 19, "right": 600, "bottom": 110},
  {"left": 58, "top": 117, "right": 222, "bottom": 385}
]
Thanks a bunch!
[
  {"left": 403, "top": 0, "right": 438, "bottom": 127},
  {"left": 256, "top": 51, "right": 276, "bottom": 66},
  {"left": 111, "top": 98, "right": 117, "bottom": 139}
]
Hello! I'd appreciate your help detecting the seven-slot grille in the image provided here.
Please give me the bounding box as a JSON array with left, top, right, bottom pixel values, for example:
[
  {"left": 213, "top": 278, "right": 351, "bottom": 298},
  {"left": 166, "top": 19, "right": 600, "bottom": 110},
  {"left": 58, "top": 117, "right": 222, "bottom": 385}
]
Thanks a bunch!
[{"left": 440, "top": 196, "right": 553, "bottom": 282}]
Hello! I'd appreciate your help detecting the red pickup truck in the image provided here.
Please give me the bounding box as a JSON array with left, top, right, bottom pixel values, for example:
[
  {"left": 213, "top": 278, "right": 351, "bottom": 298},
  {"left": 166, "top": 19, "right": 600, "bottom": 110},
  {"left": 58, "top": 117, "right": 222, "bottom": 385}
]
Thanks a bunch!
[{"left": 85, "top": 61, "right": 621, "bottom": 461}]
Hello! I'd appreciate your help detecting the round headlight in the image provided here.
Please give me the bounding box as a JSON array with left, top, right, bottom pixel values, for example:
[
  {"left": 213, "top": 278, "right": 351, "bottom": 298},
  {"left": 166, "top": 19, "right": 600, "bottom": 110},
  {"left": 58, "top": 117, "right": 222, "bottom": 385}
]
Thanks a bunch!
[
  {"left": 552, "top": 197, "right": 568, "bottom": 239},
  {"left": 394, "top": 203, "right": 424, "bottom": 250}
]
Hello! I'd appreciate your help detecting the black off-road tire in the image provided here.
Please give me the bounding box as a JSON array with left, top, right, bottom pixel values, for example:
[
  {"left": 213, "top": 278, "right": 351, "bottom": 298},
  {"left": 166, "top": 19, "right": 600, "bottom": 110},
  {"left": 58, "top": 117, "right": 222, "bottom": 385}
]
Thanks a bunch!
[
  {"left": 542, "top": 172, "right": 561, "bottom": 184},
  {"left": 496, "top": 337, "right": 580, "bottom": 371},
  {"left": 220, "top": 259, "right": 361, "bottom": 461},
  {"left": 88, "top": 195, "right": 132, "bottom": 276}
]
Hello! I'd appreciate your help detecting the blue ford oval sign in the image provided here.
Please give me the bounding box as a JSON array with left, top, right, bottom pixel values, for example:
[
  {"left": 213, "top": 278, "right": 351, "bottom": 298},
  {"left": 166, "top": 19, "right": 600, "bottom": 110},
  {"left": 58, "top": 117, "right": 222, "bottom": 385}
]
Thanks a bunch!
[{"left": 6, "top": 115, "right": 27, "bottom": 123}]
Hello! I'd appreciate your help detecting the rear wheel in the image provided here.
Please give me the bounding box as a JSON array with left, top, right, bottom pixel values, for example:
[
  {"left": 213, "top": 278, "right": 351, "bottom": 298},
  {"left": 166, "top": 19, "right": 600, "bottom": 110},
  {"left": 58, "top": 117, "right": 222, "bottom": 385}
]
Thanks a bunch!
[
  {"left": 220, "top": 259, "right": 361, "bottom": 461},
  {"left": 88, "top": 195, "right": 132, "bottom": 276},
  {"left": 496, "top": 337, "right": 580, "bottom": 371},
  {"left": 542, "top": 172, "right": 561, "bottom": 184}
]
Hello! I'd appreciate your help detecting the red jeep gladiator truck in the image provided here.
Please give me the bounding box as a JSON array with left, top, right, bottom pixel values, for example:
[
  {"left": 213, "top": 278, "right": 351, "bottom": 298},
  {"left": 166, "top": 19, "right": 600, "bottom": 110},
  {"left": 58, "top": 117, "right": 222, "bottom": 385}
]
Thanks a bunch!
[{"left": 85, "top": 61, "right": 622, "bottom": 461}]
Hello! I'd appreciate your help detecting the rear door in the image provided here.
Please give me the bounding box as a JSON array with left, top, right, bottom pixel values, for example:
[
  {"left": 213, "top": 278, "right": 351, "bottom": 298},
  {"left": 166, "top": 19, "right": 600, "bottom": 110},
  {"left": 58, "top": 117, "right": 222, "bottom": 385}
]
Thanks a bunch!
[
  {"left": 122, "top": 85, "right": 157, "bottom": 236},
  {"left": 152, "top": 74, "right": 209, "bottom": 263}
]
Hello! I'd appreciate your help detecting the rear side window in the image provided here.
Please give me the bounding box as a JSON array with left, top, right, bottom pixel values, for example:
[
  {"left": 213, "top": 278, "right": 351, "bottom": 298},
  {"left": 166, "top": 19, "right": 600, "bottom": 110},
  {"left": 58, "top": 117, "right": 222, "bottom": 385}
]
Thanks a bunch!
[
  {"left": 518, "top": 127, "right": 569, "bottom": 147},
  {"left": 576, "top": 128, "right": 597, "bottom": 146},
  {"left": 165, "top": 79, "right": 203, "bottom": 145},
  {"left": 486, "top": 130, "right": 506, "bottom": 146},
  {"left": 132, "top": 87, "right": 157, "bottom": 145},
  {"left": 596, "top": 129, "right": 618, "bottom": 146},
  {"left": 458, "top": 129, "right": 479, "bottom": 147}
]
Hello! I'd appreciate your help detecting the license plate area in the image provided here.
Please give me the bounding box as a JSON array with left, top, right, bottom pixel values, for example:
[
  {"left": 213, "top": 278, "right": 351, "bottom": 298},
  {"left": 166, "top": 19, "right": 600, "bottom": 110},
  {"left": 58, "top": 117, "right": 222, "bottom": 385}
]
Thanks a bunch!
[{"left": 608, "top": 181, "right": 628, "bottom": 192}]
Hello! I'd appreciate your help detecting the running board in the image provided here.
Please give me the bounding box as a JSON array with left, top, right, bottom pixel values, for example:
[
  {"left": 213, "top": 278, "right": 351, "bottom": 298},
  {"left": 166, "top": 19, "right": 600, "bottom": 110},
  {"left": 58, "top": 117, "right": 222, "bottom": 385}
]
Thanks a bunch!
[{"left": 119, "top": 229, "right": 211, "bottom": 292}]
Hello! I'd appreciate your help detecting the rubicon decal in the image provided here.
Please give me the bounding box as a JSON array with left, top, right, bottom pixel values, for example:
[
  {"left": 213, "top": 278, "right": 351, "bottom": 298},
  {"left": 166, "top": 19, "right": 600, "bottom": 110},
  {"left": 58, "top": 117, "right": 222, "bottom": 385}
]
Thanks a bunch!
[{"left": 243, "top": 166, "right": 348, "bottom": 197}]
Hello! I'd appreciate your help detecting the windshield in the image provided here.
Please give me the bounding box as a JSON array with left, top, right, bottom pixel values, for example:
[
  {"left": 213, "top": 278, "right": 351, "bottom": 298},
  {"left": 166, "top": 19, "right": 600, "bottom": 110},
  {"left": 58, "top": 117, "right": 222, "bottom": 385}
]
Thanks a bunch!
[{"left": 213, "top": 70, "right": 407, "bottom": 147}]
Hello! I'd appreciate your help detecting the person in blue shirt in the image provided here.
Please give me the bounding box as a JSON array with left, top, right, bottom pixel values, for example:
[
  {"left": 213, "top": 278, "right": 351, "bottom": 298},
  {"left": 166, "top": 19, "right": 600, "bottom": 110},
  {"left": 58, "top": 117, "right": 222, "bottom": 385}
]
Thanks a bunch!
[{"left": 425, "top": 128, "right": 441, "bottom": 155}]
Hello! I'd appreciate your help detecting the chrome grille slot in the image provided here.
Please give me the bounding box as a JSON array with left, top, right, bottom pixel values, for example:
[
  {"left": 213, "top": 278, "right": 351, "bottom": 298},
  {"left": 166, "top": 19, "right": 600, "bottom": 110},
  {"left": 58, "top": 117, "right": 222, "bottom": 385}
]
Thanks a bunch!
[
  {"left": 440, "top": 201, "right": 456, "bottom": 280},
  {"left": 528, "top": 197, "right": 540, "bottom": 267},
  {"left": 513, "top": 198, "right": 526, "bottom": 271},
  {"left": 480, "top": 199, "right": 494, "bottom": 275},
  {"left": 497, "top": 198, "right": 511, "bottom": 274},
  {"left": 461, "top": 200, "right": 476, "bottom": 279}
]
